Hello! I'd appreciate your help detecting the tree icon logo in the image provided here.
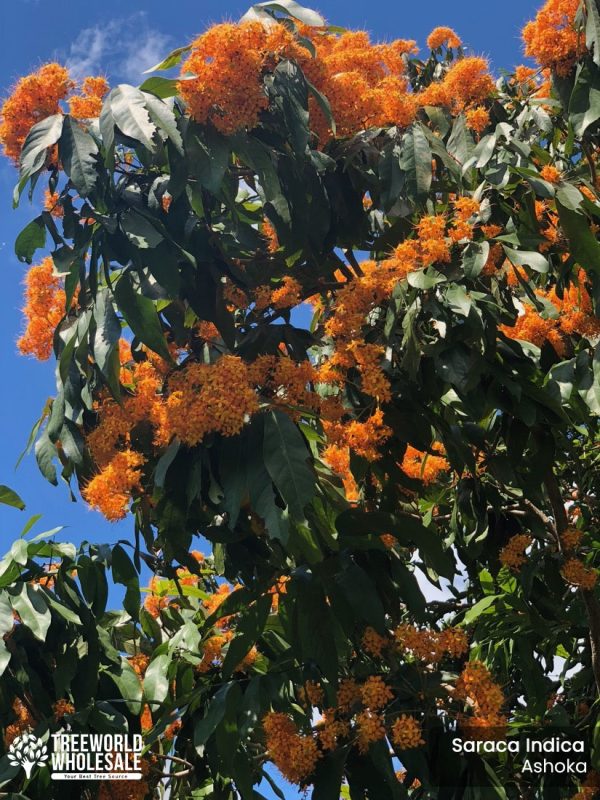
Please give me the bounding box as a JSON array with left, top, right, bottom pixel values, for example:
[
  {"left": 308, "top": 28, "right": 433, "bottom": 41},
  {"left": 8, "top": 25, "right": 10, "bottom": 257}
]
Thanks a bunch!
[{"left": 7, "top": 733, "right": 49, "bottom": 778}]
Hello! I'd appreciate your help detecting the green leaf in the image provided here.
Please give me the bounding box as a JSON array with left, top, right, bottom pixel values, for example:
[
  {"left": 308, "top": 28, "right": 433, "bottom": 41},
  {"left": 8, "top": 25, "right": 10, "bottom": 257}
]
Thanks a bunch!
[
  {"left": 586, "top": 0, "right": 600, "bottom": 66},
  {"left": 335, "top": 562, "right": 385, "bottom": 630},
  {"left": 121, "top": 209, "right": 163, "bottom": 249},
  {"left": 139, "top": 77, "right": 180, "bottom": 99},
  {"left": 399, "top": 124, "right": 432, "bottom": 201},
  {"left": 312, "top": 748, "right": 347, "bottom": 800},
  {"left": 446, "top": 114, "right": 474, "bottom": 165},
  {"left": 569, "top": 63, "right": 600, "bottom": 137},
  {"left": 0, "top": 595, "right": 14, "bottom": 677},
  {"left": 263, "top": 410, "right": 315, "bottom": 519},
  {"left": 93, "top": 290, "right": 122, "bottom": 396},
  {"left": 59, "top": 116, "right": 99, "bottom": 197},
  {"left": 14, "top": 114, "right": 64, "bottom": 205},
  {"left": 186, "top": 125, "right": 230, "bottom": 194},
  {"left": 9, "top": 583, "right": 51, "bottom": 641},
  {"left": 35, "top": 430, "right": 58, "bottom": 485},
  {"left": 155, "top": 438, "right": 180, "bottom": 488},
  {"left": 143, "top": 93, "right": 184, "bottom": 154},
  {"left": 270, "top": 60, "right": 310, "bottom": 154},
  {"left": 0, "top": 486, "right": 25, "bottom": 511},
  {"left": 463, "top": 595, "right": 499, "bottom": 624},
  {"left": 111, "top": 544, "right": 140, "bottom": 622},
  {"left": 114, "top": 270, "right": 172, "bottom": 362},
  {"left": 194, "top": 682, "right": 235, "bottom": 749},
  {"left": 222, "top": 593, "right": 272, "bottom": 677},
  {"left": 241, "top": 0, "right": 325, "bottom": 26},
  {"left": 462, "top": 241, "right": 489, "bottom": 279},
  {"left": 556, "top": 182, "right": 584, "bottom": 211},
  {"left": 107, "top": 659, "right": 143, "bottom": 715},
  {"left": 295, "top": 579, "right": 338, "bottom": 684},
  {"left": 144, "top": 44, "right": 192, "bottom": 73},
  {"left": 15, "top": 216, "right": 46, "bottom": 263},
  {"left": 556, "top": 198, "right": 600, "bottom": 275},
  {"left": 306, "top": 78, "right": 336, "bottom": 136},
  {"left": 445, "top": 284, "right": 472, "bottom": 317},
  {"left": 108, "top": 85, "right": 157, "bottom": 151},
  {"left": 144, "top": 653, "right": 170, "bottom": 705},
  {"left": 502, "top": 245, "right": 549, "bottom": 273}
]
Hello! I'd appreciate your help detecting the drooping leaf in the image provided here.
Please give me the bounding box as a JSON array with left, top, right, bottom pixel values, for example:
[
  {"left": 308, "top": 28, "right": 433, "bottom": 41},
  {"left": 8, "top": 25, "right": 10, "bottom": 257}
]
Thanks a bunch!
[
  {"left": 113, "top": 270, "right": 173, "bottom": 362},
  {"left": 59, "top": 116, "right": 99, "bottom": 197},
  {"left": 0, "top": 486, "right": 25, "bottom": 511},
  {"left": 263, "top": 410, "right": 315, "bottom": 520},
  {"left": 15, "top": 216, "right": 46, "bottom": 263}
]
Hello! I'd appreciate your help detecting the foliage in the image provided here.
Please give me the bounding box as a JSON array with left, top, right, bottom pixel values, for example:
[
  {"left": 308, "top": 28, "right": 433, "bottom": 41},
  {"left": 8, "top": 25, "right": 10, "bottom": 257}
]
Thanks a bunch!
[{"left": 3, "top": 0, "right": 600, "bottom": 797}]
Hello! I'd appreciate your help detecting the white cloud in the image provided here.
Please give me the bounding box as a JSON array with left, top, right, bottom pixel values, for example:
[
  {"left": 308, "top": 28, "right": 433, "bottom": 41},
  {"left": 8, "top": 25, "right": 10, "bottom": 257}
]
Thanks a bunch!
[{"left": 62, "top": 13, "right": 173, "bottom": 85}]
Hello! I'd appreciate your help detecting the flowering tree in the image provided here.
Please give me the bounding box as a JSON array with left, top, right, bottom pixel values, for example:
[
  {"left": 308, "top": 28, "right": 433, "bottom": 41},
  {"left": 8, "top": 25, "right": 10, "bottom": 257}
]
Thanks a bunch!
[{"left": 2, "top": 0, "right": 600, "bottom": 797}]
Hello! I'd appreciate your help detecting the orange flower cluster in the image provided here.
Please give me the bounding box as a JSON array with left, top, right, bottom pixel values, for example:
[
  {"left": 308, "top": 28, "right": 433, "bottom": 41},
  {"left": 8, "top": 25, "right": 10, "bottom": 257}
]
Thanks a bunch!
[
  {"left": 263, "top": 712, "right": 321, "bottom": 785},
  {"left": 499, "top": 534, "right": 532, "bottom": 572},
  {"left": 162, "top": 356, "right": 259, "bottom": 445},
  {"left": 501, "top": 271, "right": 600, "bottom": 356},
  {"left": 82, "top": 449, "right": 145, "bottom": 521},
  {"left": 540, "top": 164, "right": 561, "bottom": 184},
  {"left": 17, "top": 257, "right": 69, "bottom": 361},
  {"left": 315, "top": 709, "right": 350, "bottom": 751},
  {"left": 465, "top": 106, "right": 490, "bottom": 135},
  {"left": 572, "top": 771, "right": 600, "bottom": 800},
  {"left": 401, "top": 444, "right": 449, "bottom": 484},
  {"left": 360, "top": 675, "right": 394, "bottom": 710},
  {"left": 362, "top": 626, "right": 391, "bottom": 657},
  {"left": 44, "top": 189, "right": 64, "bottom": 218},
  {"left": 355, "top": 709, "right": 387, "bottom": 753},
  {"left": 522, "top": 0, "right": 584, "bottom": 76},
  {"left": 391, "top": 715, "right": 425, "bottom": 750},
  {"left": 52, "top": 699, "right": 75, "bottom": 721},
  {"left": 562, "top": 557, "right": 598, "bottom": 591},
  {"left": 178, "top": 20, "right": 493, "bottom": 142},
  {"left": 455, "top": 660, "right": 507, "bottom": 736},
  {"left": 395, "top": 623, "right": 468, "bottom": 662},
  {"left": 128, "top": 653, "right": 150, "bottom": 678},
  {"left": 561, "top": 526, "right": 583, "bottom": 551},
  {"left": 380, "top": 533, "right": 396, "bottom": 549},
  {"left": 68, "top": 76, "right": 109, "bottom": 119},
  {"left": 0, "top": 63, "right": 72, "bottom": 163},
  {"left": 427, "top": 27, "right": 462, "bottom": 50},
  {"left": 4, "top": 698, "right": 35, "bottom": 746},
  {"left": 143, "top": 576, "right": 169, "bottom": 619},
  {"left": 324, "top": 408, "right": 392, "bottom": 465}
]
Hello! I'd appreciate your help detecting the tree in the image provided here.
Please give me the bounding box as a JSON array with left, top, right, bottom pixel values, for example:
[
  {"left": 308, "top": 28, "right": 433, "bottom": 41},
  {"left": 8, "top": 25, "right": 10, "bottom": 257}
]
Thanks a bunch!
[{"left": 1, "top": 0, "right": 600, "bottom": 797}]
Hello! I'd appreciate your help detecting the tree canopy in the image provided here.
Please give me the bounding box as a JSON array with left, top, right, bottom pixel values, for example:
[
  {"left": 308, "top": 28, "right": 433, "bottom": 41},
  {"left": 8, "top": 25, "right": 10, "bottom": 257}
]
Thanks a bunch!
[{"left": 2, "top": 0, "right": 600, "bottom": 797}]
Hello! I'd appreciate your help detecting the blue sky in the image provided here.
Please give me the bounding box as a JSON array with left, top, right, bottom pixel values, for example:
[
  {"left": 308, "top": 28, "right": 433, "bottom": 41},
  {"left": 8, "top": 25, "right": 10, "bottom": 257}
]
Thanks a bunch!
[{"left": 0, "top": 1, "right": 537, "bottom": 795}]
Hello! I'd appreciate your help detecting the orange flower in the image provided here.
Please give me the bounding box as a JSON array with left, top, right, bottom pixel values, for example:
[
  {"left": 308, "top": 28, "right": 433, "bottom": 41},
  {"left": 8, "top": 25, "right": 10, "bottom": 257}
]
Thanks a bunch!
[
  {"left": 562, "top": 557, "right": 598, "bottom": 590},
  {"left": 69, "top": 76, "right": 109, "bottom": 119},
  {"left": 0, "top": 63, "right": 72, "bottom": 163},
  {"left": 465, "top": 106, "right": 490, "bottom": 134},
  {"left": 17, "top": 257, "right": 70, "bottom": 361},
  {"left": 44, "top": 188, "right": 64, "bottom": 218},
  {"left": 82, "top": 449, "right": 145, "bottom": 521},
  {"left": 499, "top": 534, "right": 532, "bottom": 572},
  {"left": 427, "top": 27, "right": 462, "bottom": 50},
  {"left": 540, "top": 164, "right": 561, "bottom": 183},
  {"left": 522, "top": 0, "right": 584, "bottom": 76},
  {"left": 391, "top": 715, "right": 425, "bottom": 749},
  {"left": 401, "top": 444, "right": 449, "bottom": 484},
  {"left": 263, "top": 712, "right": 320, "bottom": 784}
]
